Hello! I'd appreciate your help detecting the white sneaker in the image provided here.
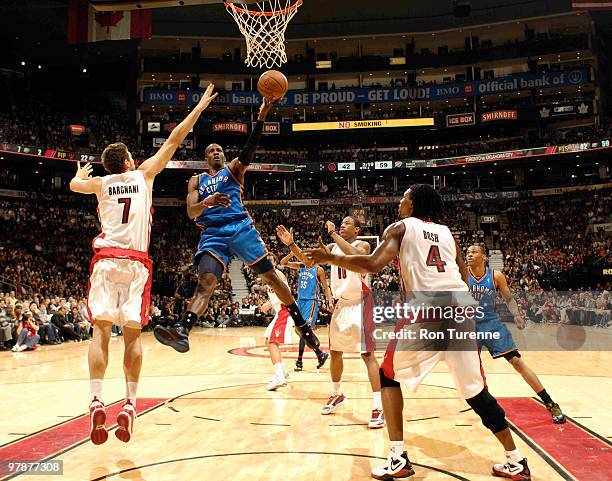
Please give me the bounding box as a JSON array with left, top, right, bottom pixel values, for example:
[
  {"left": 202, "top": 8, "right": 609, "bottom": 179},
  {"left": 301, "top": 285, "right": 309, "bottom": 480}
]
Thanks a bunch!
[
  {"left": 492, "top": 458, "right": 531, "bottom": 480},
  {"left": 11, "top": 344, "right": 19, "bottom": 352},
  {"left": 266, "top": 376, "right": 287, "bottom": 391},
  {"left": 371, "top": 451, "right": 414, "bottom": 480},
  {"left": 321, "top": 393, "right": 346, "bottom": 415}
]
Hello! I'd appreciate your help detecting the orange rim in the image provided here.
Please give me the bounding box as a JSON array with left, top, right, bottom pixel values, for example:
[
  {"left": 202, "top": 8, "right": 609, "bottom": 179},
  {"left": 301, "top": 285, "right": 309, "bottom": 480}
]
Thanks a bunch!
[{"left": 225, "top": 0, "right": 302, "bottom": 17}]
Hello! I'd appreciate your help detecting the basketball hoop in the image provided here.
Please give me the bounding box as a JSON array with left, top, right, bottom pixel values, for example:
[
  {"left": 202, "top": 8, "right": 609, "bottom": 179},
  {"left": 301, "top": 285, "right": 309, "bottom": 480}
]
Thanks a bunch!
[{"left": 224, "top": 0, "right": 302, "bottom": 69}]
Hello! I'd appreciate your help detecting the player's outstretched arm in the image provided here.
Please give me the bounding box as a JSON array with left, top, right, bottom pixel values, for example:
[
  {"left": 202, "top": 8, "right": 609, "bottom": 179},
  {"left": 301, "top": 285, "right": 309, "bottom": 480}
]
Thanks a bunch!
[
  {"left": 304, "top": 222, "right": 405, "bottom": 274},
  {"left": 276, "top": 225, "right": 307, "bottom": 262},
  {"left": 280, "top": 252, "right": 302, "bottom": 270},
  {"left": 139, "top": 84, "right": 218, "bottom": 181},
  {"left": 317, "top": 266, "right": 334, "bottom": 307},
  {"left": 495, "top": 270, "right": 525, "bottom": 329},
  {"left": 455, "top": 239, "right": 469, "bottom": 286},
  {"left": 326, "top": 221, "right": 371, "bottom": 255},
  {"left": 69, "top": 162, "right": 102, "bottom": 196},
  {"left": 229, "top": 98, "right": 274, "bottom": 181}
]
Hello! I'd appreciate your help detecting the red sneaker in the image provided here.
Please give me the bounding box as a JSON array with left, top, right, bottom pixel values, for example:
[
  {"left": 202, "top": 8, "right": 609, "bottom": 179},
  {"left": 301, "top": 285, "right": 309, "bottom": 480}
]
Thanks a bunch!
[
  {"left": 115, "top": 401, "right": 136, "bottom": 443},
  {"left": 89, "top": 397, "right": 108, "bottom": 445}
]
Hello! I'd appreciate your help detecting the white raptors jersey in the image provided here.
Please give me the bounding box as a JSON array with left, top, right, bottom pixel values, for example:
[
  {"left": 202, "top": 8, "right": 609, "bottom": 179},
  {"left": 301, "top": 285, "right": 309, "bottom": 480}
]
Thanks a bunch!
[
  {"left": 331, "top": 241, "right": 370, "bottom": 300},
  {"left": 398, "top": 217, "right": 467, "bottom": 292},
  {"left": 268, "top": 269, "right": 288, "bottom": 312},
  {"left": 93, "top": 170, "right": 152, "bottom": 253}
]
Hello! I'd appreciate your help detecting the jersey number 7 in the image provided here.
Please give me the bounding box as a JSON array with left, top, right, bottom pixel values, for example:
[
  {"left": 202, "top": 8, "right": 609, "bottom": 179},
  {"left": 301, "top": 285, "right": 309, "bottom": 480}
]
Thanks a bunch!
[
  {"left": 118, "top": 198, "right": 131, "bottom": 224},
  {"left": 426, "top": 245, "right": 447, "bottom": 272}
]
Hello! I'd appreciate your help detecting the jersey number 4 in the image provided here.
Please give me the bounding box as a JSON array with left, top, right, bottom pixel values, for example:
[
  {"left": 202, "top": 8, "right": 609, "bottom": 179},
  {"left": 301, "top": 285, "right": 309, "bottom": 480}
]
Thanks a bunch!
[
  {"left": 426, "top": 245, "right": 447, "bottom": 272},
  {"left": 118, "top": 198, "right": 131, "bottom": 224}
]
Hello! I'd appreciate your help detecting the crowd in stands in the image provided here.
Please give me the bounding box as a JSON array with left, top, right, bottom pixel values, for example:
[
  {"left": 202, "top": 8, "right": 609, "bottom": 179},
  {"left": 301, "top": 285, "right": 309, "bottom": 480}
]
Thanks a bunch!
[
  {"left": 1, "top": 89, "right": 609, "bottom": 167},
  {"left": 0, "top": 97, "right": 138, "bottom": 156},
  {"left": 0, "top": 292, "right": 92, "bottom": 352},
  {"left": 0, "top": 186, "right": 610, "bottom": 352}
]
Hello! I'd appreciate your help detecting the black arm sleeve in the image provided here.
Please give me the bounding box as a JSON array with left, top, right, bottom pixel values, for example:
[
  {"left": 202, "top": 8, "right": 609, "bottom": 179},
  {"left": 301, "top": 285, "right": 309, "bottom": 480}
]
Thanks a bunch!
[{"left": 238, "top": 120, "right": 265, "bottom": 166}]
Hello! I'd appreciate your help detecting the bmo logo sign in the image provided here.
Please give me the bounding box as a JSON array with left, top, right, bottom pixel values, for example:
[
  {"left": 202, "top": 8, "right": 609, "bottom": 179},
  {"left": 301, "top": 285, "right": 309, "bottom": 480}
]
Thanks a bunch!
[{"left": 147, "top": 91, "right": 175, "bottom": 104}]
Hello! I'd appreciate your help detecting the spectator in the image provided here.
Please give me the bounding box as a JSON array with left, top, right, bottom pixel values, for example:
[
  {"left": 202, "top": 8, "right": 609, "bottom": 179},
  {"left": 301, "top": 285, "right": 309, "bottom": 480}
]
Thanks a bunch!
[
  {"left": 51, "top": 306, "right": 81, "bottom": 341},
  {"left": 11, "top": 311, "right": 40, "bottom": 351}
]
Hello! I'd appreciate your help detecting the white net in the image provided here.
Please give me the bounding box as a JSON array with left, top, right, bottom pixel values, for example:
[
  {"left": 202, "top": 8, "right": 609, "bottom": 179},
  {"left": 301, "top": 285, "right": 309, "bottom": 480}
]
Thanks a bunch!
[{"left": 225, "top": 0, "right": 302, "bottom": 69}]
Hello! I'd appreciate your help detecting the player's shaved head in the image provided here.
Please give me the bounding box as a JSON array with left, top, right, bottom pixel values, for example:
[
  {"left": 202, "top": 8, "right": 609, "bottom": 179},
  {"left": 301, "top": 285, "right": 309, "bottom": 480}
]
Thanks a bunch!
[
  {"left": 205, "top": 143, "right": 222, "bottom": 155},
  {"left": 204, "top": 143, "right": 226, "bottom": 171}
]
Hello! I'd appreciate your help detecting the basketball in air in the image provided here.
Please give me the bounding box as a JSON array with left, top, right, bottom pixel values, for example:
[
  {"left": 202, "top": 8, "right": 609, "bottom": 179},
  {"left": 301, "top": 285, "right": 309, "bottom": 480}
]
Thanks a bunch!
[{"left": 257, "top": 70, "right": 289, "bottom": 100}]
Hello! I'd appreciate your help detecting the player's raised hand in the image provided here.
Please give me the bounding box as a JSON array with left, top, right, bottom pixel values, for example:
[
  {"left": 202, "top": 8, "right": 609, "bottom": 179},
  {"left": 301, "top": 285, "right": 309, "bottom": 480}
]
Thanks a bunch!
[
  {"left": 276, "top": 225, "right": 294, "bottom": 246},
  {"left": 75, "top": 161, "right": 93, "bottom": 180},
  {"left": 201, "top": 192, "right": 231, "bottom": 208},
  {"left": 304, "top": 237, "right": 333, "bottom": 265},
  {"left": 195, "top": 83, "right": 218, "bottom": 112},
  {"left": 258, "top": 97, "right": 276, "bottom": 119},
  {"left": 325, "top": 220, "right": 336, "bottom": 235}
]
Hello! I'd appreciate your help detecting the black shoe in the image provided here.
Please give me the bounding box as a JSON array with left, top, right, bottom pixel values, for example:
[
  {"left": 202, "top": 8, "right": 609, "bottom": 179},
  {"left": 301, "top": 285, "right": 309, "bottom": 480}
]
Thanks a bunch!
[
  {"left": 546, "top": 402, "right": 566, "bottom": 424},
  {"left": 294, "top": 360, "right": 303, "bottom": 372},
  {"left": 316, "top": 351, "right": 329, "bottom": 369},
  {"left": 153, "top": 324, "right": 190, "bottom": 353}
]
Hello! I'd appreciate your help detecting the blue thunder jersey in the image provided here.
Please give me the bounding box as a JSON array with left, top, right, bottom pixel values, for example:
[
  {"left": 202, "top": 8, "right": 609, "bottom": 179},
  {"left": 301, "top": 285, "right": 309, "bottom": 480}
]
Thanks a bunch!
[
  {"left": 194, "top": 167, "right": 248, "bottom": 228},
  {"left": 298, "top": 266, "right": 319, "bottom": 300},
  {"left": 468, "top": 267, "right": 499, "bottom": 323}
]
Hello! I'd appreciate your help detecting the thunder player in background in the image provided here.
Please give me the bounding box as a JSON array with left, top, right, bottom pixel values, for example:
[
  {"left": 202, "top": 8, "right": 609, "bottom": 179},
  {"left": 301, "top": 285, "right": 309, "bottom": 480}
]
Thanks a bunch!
[
  {"left": 284, "top": 217, "right": 384, "bottom": 429},
  {"left": 153, "top": 98, "right": 328, "bottom": 368},
  {"left": 278, "top": 238, "right": 333, "bottom": 371},
  {"left": 305, "top": 185, "right": 532, "bottom": 481},
  {"left": 467, "top": 244, "right": 565, "bottom": 424},
  {"left": 69, "top": 84, "right": 218, "bottom": 445}
]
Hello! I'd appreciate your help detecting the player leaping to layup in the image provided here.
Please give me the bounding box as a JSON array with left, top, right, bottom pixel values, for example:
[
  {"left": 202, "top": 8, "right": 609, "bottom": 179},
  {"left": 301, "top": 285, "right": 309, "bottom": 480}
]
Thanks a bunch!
[
  {"left": 153, "top": 98, "right": 328, "bottom": 369},
  {"left": 69, "top": 84, "right": 218, "bottom": 445},
  {"left": 467, "top": 243, "right": 565, "bottom": 424},
  {"left": 277, "top": 233, "right": 333, "bottom": 371},
  {"left": 280, "top": 218, "right": 385, "bottom": 429},
  {"left": 305, "top": 185, "right": 532, "bottom": 481}
]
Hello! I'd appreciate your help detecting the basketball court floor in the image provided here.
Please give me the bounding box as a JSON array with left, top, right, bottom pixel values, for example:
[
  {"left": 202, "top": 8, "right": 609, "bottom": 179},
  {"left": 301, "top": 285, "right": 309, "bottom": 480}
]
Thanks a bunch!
[{"left": 1, "top": 325, "right": 611, "bottom": 480}]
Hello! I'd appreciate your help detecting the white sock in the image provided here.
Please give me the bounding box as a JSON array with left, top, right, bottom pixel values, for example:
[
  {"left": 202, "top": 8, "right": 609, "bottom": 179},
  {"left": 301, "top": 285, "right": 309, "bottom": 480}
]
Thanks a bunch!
[
  {"left": 372, "top": 391, "right": 382, "bottom": 410},
  {"left": 274, "top": 362, "right": 285, "bottom": 379},
  {"left": 90, "top": 379, "right": 103, "bottom": 404},
  {"left": 126, "top": 382, "right": 138, "bottom": 407},
  {"left": 390, "top": 440, "right": 405, "bottom": 456},
  {"left": 332, "top": 381, "right": 342, "bottom": 395},
  {"left": 505, "top": 448, "right": 523, "bottom": 464}
]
